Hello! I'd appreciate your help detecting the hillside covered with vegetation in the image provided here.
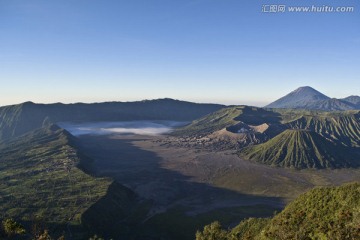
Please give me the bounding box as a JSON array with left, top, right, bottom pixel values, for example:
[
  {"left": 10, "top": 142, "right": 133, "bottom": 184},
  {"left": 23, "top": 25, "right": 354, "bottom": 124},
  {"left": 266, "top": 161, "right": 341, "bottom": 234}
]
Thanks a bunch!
[
  {"left": 174, "top": 106, "right": 282, "bottom": 137},
  {"left": 196, "top": 182, "right": 360, "bottom": 240},
  {"left": 286, "top": 111, "right": 360, "bottom": 147},
  {"left": 240, "top": 129, "right": 358, "bottom": 169},
  {"left": 174, "top": 106, "right": 360, "bottom": 169},
  {"left": 0, "top": 125, "right": 150, "bottom": 239}
]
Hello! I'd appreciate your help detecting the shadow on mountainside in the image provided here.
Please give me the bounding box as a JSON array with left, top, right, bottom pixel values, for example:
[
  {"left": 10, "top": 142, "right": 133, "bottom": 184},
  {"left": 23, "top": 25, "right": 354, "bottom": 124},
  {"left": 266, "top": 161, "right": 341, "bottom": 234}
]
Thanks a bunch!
[
  {"left": 234, "top": 106, "right": 283, "bottom": 125},
  {"left": 77, "top": 135, "right": 284, "bottom": 240}
]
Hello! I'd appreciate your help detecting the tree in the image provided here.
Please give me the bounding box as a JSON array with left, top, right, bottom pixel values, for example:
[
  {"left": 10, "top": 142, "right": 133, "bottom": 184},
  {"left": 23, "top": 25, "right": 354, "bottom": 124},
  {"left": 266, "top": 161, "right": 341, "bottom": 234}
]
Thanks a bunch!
[
  {"left": 195, "top": 221, "right": 228, "bottom": 240},
  {"left": 2, "top": 218, "right": 26, "bottom": 237}
]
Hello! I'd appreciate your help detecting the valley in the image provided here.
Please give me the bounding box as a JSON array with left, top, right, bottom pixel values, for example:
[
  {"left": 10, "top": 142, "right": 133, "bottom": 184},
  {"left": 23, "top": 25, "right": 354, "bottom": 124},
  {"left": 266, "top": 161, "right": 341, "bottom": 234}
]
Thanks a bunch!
[
  {"left": 74, "top": 131, "right": 360, "bottom": 239},
  {"left": 1, "top": 89, "right": 360, "bottom": 239},
  {"left": 2, "top": 0, "right": 360, "bottom": 237},
  {"left": 78, "top": 133, "right": 360, "bottom": 202}
]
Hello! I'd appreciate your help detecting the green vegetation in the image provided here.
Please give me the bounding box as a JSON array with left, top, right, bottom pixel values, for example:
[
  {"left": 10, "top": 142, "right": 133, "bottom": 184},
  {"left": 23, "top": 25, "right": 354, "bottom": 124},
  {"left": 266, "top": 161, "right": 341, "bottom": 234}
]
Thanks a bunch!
[
  {"left": 196, "top": 182, "right": 360, "bottom": 240},
  {"left": 175, "top": 106, "right": 360, "bottom": 169},
  {"left": 262, "top": 182, "right": 360, "bottom": 239},
  {"left": 0, "top": 123, "right": 281, "bottom": 239},
  {"left": 1, "top": 218, "right": 26, "bottom": 237},
  {"left": 1, "top": 100, "right": 360, "bottom": 238},
  {"left": 0, "top": 125, "right": 151, "bottom": 239},
  {"left": 0, "top": 217, "right": 67, "bottom": 239},
  {"left": 195, "top": 216, "right": 273, "bottom": 240},
  {"left": 228, "top": 218, "right": 270, "bottom": 240},
  {"left": 195, "top": 221, "right": 227, "bottom": 240},
  {"left": 196, "top": 218, "right": 271, "bottom": 240},
  {"left": 240, "top": 129, "right": 358, "bottom": 169},
  {"left": 173, "top": 106, "right": 282, "bottom": 136},
  {"left": 2, "top": 100, "right": 359, "bottom": 170},
  {"left": 173, "top": 106, "right": 243, "bottom": 136},
  {"left": 0, "top": 125, "right": 110, "bottom": 227},
  {"left": 286, "top": 111, "right": 360, "bottom": 147}
]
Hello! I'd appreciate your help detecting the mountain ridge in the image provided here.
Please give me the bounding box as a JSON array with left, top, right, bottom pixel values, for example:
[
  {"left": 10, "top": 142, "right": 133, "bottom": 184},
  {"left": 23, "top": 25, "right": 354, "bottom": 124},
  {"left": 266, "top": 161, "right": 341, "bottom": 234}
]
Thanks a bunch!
[
  {"left": 172, "top": 106, "right": 360, "bottom": 169},
  {"left": 266, "top": 86, "right": 359, "bottom": 111},
  {"left": 0, "top": 99, "right": 224, "bottom": 141},
  {"left": 0, "top": 124, "right": 153, "bottom": 239}
]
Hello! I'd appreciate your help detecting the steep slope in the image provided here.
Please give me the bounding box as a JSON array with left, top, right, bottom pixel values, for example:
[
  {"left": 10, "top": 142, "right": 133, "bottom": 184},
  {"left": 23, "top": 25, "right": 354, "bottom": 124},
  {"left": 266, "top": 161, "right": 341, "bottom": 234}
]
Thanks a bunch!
[
  {"left": 0, "top": 125, "right": 108, "bottom": 234},
  {"left": 171, "top": 106, "right": 284, "bottom": 149},
  {"left": 261, "top": 182, "right": 360, "bottom": 239},
  {"left": 197, "top": 182, "right": 360, "bottom": 240},
  {"left": 0, "top": 102, "right": 47, "bottom": 142},
  {"left": 266, "top": 86, "right": 330, "bottom": 109},
  {"left": 0, "top": 125, "right": 149, "bottom": 239},
  {"left": 0, "top": 99, "right": 224, "bottom": 141},
  {"left": 174, "top": 106, "right": 282, "bottom": 136},
  {"left": 174, "top": 107, "right": 243, "bottom": 136},
  {"left": 172, "top": 107, "right": 360, "bottom": 169},
  {"left": 240, "top": 129, "right": 358, "bottom": 169},
  {"left": 286, "top": 111, "right": 360, "bottom": 147}
]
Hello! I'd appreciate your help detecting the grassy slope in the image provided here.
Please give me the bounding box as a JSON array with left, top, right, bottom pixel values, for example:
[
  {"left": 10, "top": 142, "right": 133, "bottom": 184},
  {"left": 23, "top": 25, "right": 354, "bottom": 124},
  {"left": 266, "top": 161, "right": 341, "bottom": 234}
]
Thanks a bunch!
[
  {"left": 174, "top": 106, "right": 243, "bottom": 136},
  {"left": 177, "top": 107, "right": 360, "bottom": 169},
  {"left": 240, "top": 129, "right": 358, "bottom": 169},
  {"left": 197, "top": 182, "right": 360, "bottom": 240},
  {"left": 0, "top": 125, "right": 109, "bottom": 223},
  {"left": 0, "top": 125, "right": 140, "bottom": 238},
  {"left": 286, "top": 111, "right": 360, "bottom": 147},
  {"left": 174, "top": 106, "right": 282, "bottom": 136},
  {"left": 262, "top": 182, "right": 360, "bottom": 239}
]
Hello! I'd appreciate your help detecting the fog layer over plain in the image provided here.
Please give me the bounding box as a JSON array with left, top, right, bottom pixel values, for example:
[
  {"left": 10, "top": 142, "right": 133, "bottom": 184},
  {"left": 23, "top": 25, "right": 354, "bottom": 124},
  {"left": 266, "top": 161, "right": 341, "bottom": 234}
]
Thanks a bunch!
[{"left": 58, "top": 121, "right": 188, "bottom": 136}]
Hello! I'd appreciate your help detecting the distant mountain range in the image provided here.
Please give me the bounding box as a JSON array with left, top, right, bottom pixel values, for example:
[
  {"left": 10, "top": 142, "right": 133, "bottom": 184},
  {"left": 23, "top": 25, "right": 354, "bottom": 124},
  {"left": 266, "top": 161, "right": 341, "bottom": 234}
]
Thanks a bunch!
[
  {"left": 1, "top": 88, "right": 360, "bottom": 169},
  {"left": 1, "top": 86, "right": 358, "bottom": 142},
  {"left": 1, "top": 88, "right": 360, "bottom": 239},
  {"left": 0, "top": 99, "right": 223, "bottom": 141},
  {"left": 266, "top": 86, "right": 360, "bottom": 111}
]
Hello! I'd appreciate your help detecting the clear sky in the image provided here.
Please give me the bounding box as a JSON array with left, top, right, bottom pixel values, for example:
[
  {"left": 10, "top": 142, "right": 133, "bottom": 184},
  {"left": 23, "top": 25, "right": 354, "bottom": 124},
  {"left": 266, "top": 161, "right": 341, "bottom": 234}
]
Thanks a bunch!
[{"left": 0, "top": 0, "right": 359, "bottom": 107}]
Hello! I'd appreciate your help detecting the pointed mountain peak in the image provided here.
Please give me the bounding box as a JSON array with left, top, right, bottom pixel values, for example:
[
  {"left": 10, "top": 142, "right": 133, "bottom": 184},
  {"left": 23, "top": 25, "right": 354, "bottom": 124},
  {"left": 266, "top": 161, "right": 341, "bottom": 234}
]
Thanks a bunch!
[
  {"left": 266, "top": 86, "right": 330, "bottom": 109},
  {"left": 290, "top": 86, "right": 328, "bottom": 96},
  {"left": 293, "top": 86, "right": 319, "bottom": 93},
  {"left": 295, "top": 86, "right": 314, "bottom": 90}
]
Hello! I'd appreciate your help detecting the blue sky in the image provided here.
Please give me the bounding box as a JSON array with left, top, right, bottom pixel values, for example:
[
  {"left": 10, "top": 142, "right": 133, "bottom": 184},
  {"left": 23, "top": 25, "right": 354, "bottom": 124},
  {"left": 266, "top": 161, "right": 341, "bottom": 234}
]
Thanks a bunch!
[{"left": 0, "top": 0, "right": 359, "bottom": 106}]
